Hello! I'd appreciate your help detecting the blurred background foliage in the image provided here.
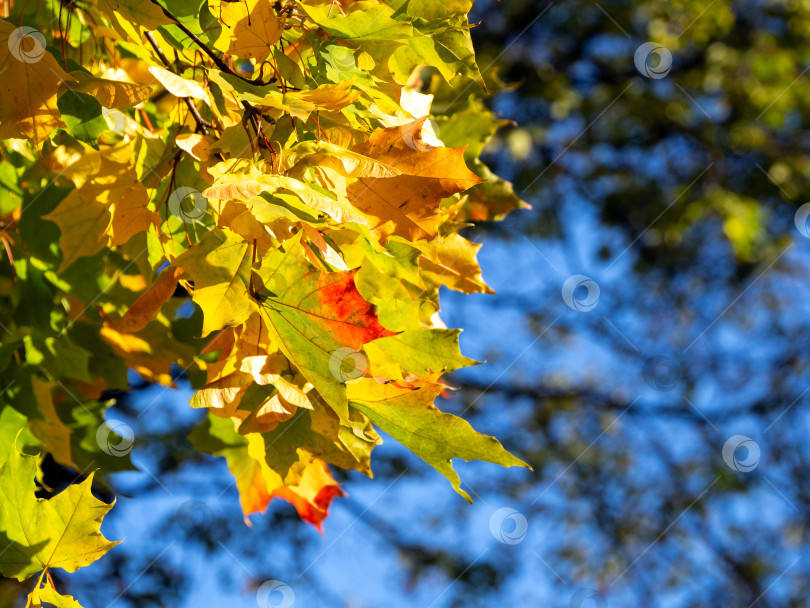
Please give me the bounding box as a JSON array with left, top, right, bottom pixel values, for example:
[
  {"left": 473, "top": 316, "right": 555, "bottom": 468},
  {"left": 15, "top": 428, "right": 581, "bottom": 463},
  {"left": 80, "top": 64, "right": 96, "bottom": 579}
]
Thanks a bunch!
[{"left": 6, "top": 0, "right": 810, "bottom": 606}]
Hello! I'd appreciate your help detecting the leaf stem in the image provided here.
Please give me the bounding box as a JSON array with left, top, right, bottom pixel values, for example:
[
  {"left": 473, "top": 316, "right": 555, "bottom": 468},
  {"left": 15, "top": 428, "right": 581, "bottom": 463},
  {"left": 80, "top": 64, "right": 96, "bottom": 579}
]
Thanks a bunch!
[{"left": 25, "top": 568, "right": 48, "bottom": 608}]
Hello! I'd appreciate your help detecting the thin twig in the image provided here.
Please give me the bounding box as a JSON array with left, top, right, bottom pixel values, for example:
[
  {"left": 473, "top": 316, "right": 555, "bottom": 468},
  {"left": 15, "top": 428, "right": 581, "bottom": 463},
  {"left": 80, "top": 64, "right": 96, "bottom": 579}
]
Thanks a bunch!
[
  {"left": 144, "top": 31, "right": 211, "bottom": 135},
  {"left": 148, "top": 0, "right": 276, "bottom": 86}
]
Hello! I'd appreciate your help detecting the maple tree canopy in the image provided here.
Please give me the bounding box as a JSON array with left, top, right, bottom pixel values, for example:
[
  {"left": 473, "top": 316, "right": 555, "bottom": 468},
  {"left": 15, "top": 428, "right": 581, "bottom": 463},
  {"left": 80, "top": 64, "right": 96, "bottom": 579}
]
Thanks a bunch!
[{"left": 0, "top": 0, "right": 530, "bottom": 603}]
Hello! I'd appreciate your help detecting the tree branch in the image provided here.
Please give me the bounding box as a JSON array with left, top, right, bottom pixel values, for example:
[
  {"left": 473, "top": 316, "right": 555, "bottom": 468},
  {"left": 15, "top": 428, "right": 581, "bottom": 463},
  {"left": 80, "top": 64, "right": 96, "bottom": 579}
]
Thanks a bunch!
[
  {"left": 144, "top": 31, "right": 211, "bottom": 135},
  {"left": 148, "top": 0, "right": 276, "bottom": 87}
]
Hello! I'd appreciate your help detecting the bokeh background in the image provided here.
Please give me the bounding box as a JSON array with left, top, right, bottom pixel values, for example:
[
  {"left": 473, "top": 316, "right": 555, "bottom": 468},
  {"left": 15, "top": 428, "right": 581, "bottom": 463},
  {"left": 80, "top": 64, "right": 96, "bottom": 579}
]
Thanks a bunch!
[{"left": 8, "top": 0, "right": 810, "bottom": 605}]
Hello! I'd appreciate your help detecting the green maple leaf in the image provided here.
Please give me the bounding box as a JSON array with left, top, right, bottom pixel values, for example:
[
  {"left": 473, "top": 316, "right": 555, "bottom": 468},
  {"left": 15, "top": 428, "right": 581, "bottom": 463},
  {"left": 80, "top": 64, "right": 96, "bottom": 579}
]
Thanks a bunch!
[
  {"left": 390, "top": 19, "right": 483, "bottom": 86},
  {"left": 349, "top": 384, "right": 530, "bottom": 502},
  {"left": 300, "top": 2, "right": 414, "bottom": 41},
  {"left": 253, "top": 406, "right": 379, "bottom": 477},
  {"left": 253, "top": 235, "right": 394, "bottom": 422},
  {"left": 56, "top": 92, "right": 106, "bottom": 149},
  {"left": 0, "top": 450, "right": 119, "bottom": 581},
  {"left": 364, "top": 328, "right": 480, "bottom": 377}
]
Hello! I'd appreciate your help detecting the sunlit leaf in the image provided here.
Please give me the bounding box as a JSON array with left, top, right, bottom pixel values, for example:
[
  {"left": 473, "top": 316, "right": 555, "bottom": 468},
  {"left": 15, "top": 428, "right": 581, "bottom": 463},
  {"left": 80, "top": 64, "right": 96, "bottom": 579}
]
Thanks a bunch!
[
  {"left": 0, "top": 20, "right": 76, "bottom": 146},
  {"left": 253, "top": 235, "right": 394, "bottom": 421},
  {"left": 349, "top": 382, "right": 529, "bottom": 502},
  {"left": 0, "top": 450, "right": 119, "bottom": 581},
  {"left": 175, "top": 229, "right": 258, "bottom": 336}
]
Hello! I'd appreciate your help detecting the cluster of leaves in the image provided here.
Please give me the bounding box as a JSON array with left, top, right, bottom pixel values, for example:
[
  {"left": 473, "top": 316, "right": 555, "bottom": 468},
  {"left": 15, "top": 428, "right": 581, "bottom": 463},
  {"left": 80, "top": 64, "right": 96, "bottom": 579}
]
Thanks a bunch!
[{"left": 0, "top": 0, "right": 529, "bottom": 603}]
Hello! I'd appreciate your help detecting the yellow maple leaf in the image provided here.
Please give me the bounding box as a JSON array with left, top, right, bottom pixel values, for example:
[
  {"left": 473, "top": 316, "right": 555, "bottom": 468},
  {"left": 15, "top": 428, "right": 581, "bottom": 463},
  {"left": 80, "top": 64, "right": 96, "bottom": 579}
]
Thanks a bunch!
[
  {"left": 176, "top": 133, "right": 215, "bottom": 161},
  {"left": 27, "top": 579, "right": 84, "bottom": 608},
  {"left": 240, "top": 355, "right": 313, "bottom": 410},
  {"left": 116, "top": 266, "right": 184, "bottom": 333},
  {"left": 293, "top": 80, "right": 361, "bottom": 114},
  {"left": 237, "top": 428, "right": 343, "bottom": 529},
  {"left": 204, "top": 167, "right": 368, "bottom": 225},
  {"left": 0, "top": 20, "right": 76, "bottom": 146},
  {"left": 148, "top": 65, "right": 207, "bottom": 100},
  {"left": 174, "top": 229, "right": 258, "bottom": 336},
  {"left": 242, "top": 80, "right": 360, "bottom": 121},
  {"left": 416, "top": 233, "right": 494, "bottom": 294},
  {"left": 109, "top": 189, "right": 154, "bottom": 247},
  {"left": 43, "top": 150, "right": 150, "bottom": 269},
  {"left": 272, "top": 458, "right": 344, "bottom": 531},
  {"left": 98, "top": 0, "right": 172, "bottom": 36},
  {"left": 348, "top": 117, "right": 484, "bottom": 240},
  {"left": 28, "top": 579, "right": 85, "bottom": 608},
  {"left": 212, "top": 0, "right": 286, "bottom": 60},
  {"left": 42, "top": 190, "right": 111, "bottom": 272},
  {"left": 63, "top": 71, "right": 152, "bottom": 109}
]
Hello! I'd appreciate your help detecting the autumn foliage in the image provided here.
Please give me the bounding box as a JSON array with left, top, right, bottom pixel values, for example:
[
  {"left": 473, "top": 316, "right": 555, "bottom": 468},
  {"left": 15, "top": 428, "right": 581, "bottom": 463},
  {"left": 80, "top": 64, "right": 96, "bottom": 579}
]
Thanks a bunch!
[{"left": 0, "top": 0, "right": 528, "bottom": 603}]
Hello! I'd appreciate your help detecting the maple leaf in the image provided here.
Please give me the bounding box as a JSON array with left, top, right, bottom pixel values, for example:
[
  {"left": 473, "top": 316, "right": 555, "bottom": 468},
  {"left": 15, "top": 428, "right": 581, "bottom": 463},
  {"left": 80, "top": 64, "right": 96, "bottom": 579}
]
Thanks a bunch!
[
  {"left": 189, "top": 412, "right": 344, "bottom": 529},
  {"left": 148, "top": 66, "right": 207, "bottom": 100},
  {"left": 97, "top": 0, "right": 172, "bottom": 31},
  {"left": 300, "top": 2, "right": 414, "bottom": 41},
  {"left": 64, "top": 72, "right": 153, "bottom": 109},
  {"left": 191, "top": 351, "right": 315, "bottom": 427},
  {"left": 283, "top": 141, "right": 401, "bottom": 179},
  {"left": 209, "top": 72, "right": 361, "bottom": 121},
  {"left": 249, "top": 401, "right": 379, "bottom": 476},
  {"left": 348, "top": 117, "right": 485, "bottom": 240},
  {"left": 115, "top": 265, "right": 184, "bottom": 333},
  {"left": 272, "top": 458, "right": 344, "bottom": 531},
  {"left": 364, "top": 328, "right": 479, "bottom": 378},
  {"left": 212, "top": 0, "right": 286, "bottom": 60},
  {"left": 42, "top": 190, "right": 111, "bottom": 272},
  {"left": 350, "top": 237, "right": 436, "bottom": 331},
  {"left": 253, "top": 234, "right": 395, "bottom": 421},
  {"left": 0, "top": 20, "right": 76, "bottom": 146},
  {"left": 0, "top": 409, "right": 38, "bottom": 466},
  {"left": 349, "top": 382, "right": 530, "bottom": 502},
  {"left": 389, "top": 18, "right": 482, "bottom": 86},
  {"left": 287, "top": 80, "right": 362, "bottom": 115},
  {"left": 435, "top": 98, "right": 530, "bottom": 221},
  {"left": 0, "top": 450, "right": 119, "bottom": 581},
  {"left": 28, "top": 380, "right": 73, "bottom": 468},
  {"left": 176, "top": 133, "right": 214, "bottom": 161},
  {"left": 416, "top": 233, "right": 494, "bottom": 295},
  {"left": 175, "top": 229, "right": 258, "bottom": 336},
  {"left": 240, "top": 355, "right": 313, "bottom": 409},
  {"left": 108, "top": 192, "right": 155, "bottom": 247},
  {"left": 203, "top": 170, "right": 368, "bottom": 225},
  {"left": 191, "top": 371, "right": 248, "bottom": 412},
  {"left": 28, "top": 579, "right": 85, "bottom": 608},
  {"left": 43, "top": 151, "right": 152, "bottom": 269}
]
